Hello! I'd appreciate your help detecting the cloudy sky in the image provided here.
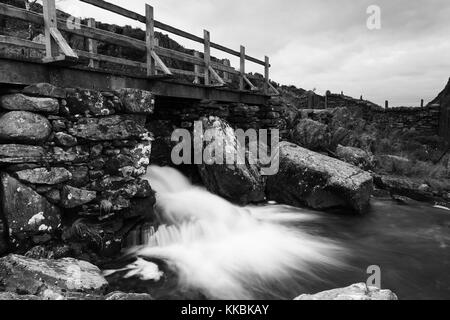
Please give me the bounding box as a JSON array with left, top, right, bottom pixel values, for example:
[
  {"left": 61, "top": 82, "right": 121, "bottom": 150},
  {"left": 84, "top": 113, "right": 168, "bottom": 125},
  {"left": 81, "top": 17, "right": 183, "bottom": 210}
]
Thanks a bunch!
[{"left": 57, "top": 0, "right": 450, "bottom": 106}]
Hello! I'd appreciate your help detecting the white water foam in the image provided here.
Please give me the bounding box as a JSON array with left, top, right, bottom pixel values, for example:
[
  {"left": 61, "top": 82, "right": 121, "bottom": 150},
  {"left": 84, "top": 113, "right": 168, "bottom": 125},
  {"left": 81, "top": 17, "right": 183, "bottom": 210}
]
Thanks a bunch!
[{"left": 107, "top": 166, "right": 344, "bottom": 299}]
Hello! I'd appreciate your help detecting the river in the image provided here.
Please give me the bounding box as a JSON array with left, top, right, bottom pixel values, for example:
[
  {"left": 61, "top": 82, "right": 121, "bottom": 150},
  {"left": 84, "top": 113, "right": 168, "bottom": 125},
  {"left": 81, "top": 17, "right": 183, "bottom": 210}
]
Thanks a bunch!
[{"left": 105, "top": 166, "right": 450, "bottom": 300}]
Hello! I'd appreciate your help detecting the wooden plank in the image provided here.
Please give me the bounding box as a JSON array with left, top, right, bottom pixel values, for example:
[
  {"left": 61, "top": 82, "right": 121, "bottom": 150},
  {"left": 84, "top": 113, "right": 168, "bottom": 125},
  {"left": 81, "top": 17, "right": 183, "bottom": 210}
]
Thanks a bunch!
[
  {"left": 165, "top": 67, "right": 203, "bottom": 78},
  {"left": 145, "top": 4, "right": 155, "bottom": 76},
  {"left": 58, "top": 20, "right": 147, "bottom": 52},
  {"left": 43, "top": 0, "right": 58, "bottom": 59},
  {"left": 80, "top": 0, "right": 146, "bottom": 23},
  {"left": 243, "top": 75, "right": 257, "bottom": 91},
  {"left": 268, "top": 82, "right": 280, "bottom": 96},
  {"left": 49, "top": 27, "right": 78, "bottom": 59},
  {"left": 264, "top": 56, "right": 269, "bottom": 94},
  {"left": 240, "top": 45, "right": 245, "bottom": 90},
  {"left": 209, "top": 66, "right": 226, "bottom": 86},
  {"left": 154, "top": 46, "right": 202, "bottom": 65},
  {"left": 151, "top": 51, "right": 172, "bottom": 75},
  {"left": 204, "top": 30, "right": 210, "bottom": 85},
  {"left": 75, "top": 50, "right": 146, "bottom": 68},
  {"left": 193, "top": 51, "right": 201, "bottom": 84},
  {"left": 0, "top": 35, "right": 45, "bottom": 50},
  {"left": 87, "top": 18, "right": 98, "bottom": 68},
  {"left": 0, "top": 3, "right": 43, "bottom": 26}
]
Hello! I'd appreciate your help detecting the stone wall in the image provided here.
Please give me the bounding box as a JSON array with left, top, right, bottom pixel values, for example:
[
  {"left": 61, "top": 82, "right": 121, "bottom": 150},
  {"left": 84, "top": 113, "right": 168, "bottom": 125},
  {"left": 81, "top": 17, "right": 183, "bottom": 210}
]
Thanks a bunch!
[
  {"left": 147, "top": 97, "right": 288, "bottom": 168},
  {"left": 0, "top": 84, "right": 155, "bottom": 260},
  {"left": 371, "top": 106, "right": 440, "bottom": 136}
]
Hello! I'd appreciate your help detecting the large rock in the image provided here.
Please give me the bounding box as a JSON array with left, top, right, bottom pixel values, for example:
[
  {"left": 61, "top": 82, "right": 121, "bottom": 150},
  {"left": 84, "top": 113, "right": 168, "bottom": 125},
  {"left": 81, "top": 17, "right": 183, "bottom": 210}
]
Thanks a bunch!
[
  {"left": 197, "top": 117, "right": 266, "bottom": 204},
  {"left": 15, "top": 167, "right": 72, "bottom": 185},
  {"left": 65, "top": 88, "right": 120, "bottom": 116},
  {"left": 68, "top": 115, "right": 148, "bottom": 141},
  {"left": 0, "top": 111, "right": 52, "bottom": 145},
  {"left": 0, "top": 144, "right": 46, "bottom": 164},
  {"left": 22, "top": 83, "right": 66, "bottom": 99},
  {"left": 0, "top": 173, "right": 61, "bottom": 249},
  {"left": 0, "top": 254, "right": 108, "bottom": 296},
  {"left": 336, "top": 144, "right": 374, "bottom": 170},
  {"left": 267, "top": 142, "right": 373, "bottom": 213},
  {"left": 294, "top": 283, "right": 398, "bottom": 300},
  {"left": 373, "top": 175, "right": 434, "bottom": 202},
  {"left": 116, "top": 88, "right": 155, "bottom": 114},
  {"left": 0, "top": 94, "right": 59, "bottom": 113},
  {"left": 60, "top": 185, "right": 97, "bottom": 208},
  {"left": 105, "top": 292, "right": 153, "bottom": 300},
  {"left": 54, "top": 132, "right": 78, "bottom": 147},
  {"left": 291, "top": 118, "right": 330, "bottom": 151}
]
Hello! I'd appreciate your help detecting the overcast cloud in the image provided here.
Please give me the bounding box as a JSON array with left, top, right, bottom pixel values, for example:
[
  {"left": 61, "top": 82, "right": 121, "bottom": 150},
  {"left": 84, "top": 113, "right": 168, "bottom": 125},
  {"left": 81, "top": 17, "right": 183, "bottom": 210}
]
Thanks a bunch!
[{"left": 57, "top": 0, "right": 450, "bottom": 106}]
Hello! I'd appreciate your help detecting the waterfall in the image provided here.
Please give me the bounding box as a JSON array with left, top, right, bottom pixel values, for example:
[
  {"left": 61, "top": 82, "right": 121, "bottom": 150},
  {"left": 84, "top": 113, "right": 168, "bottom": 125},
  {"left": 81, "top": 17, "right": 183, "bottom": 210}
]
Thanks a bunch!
[{"left": 105, "top": 166, "right": 345, "bottom": 300}]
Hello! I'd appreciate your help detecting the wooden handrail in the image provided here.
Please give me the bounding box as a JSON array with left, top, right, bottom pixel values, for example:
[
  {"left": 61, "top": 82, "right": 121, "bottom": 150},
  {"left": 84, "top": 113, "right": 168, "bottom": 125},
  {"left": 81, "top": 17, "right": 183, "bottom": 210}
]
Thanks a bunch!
[
  {"left": 78, "top": 0, "right": 268, "bottom": 66},
  {"left": 0, "top": 1, "right": 277, "bottom": 94}
]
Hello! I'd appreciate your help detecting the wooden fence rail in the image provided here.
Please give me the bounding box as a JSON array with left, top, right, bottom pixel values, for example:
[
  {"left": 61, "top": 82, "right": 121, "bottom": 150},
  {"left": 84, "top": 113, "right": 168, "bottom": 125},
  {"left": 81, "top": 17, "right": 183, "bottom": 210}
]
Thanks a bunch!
[{"left": 0, "top": 0, "right": 279, "bottom": 95}]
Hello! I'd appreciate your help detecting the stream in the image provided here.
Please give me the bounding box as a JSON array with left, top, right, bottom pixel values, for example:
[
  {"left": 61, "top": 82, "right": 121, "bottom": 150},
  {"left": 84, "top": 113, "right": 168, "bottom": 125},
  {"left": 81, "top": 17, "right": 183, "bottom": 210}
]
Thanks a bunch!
[{"left": 105, "top": 166, "right": 450, "bottom": 300}]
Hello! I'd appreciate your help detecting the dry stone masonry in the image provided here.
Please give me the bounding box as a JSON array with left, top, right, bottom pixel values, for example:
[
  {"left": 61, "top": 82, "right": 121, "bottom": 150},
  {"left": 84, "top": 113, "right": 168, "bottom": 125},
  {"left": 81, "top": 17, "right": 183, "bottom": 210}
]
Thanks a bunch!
[{"left": 0, "top": 83, "right": 156, "bottom": 259}]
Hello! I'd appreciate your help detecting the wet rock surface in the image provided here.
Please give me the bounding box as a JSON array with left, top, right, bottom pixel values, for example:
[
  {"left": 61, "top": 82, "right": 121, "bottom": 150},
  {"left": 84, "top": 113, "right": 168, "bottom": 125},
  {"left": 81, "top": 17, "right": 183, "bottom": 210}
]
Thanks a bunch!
[
  {"left": 267, "top": 142, "right": 373, "bottom": 213},
  {"left": 295, "top": 283, "right": 398, "bottom": 300},
  {"left": 0, "top": 254, "right": 108, "bottom": 296},
  {"left": 197, "top": 117, "right": 266, "bottom": 204}
]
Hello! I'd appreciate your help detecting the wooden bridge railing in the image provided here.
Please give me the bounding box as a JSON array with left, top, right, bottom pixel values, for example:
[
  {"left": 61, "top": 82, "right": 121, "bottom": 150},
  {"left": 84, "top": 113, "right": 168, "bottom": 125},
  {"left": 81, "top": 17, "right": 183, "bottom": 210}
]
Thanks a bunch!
[{"left": 0, "top": 0, "right": 279, "bottom": 95}]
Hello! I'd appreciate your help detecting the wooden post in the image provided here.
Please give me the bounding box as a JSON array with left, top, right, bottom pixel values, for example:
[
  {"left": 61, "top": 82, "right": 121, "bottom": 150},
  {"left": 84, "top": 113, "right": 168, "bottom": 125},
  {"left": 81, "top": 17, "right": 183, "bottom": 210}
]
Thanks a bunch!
[
  {"left": 421, "top": 99, "right": 424, "bottom": 108},
  {"left": 385, "top": 100, "right": 389, "bottom": 109},
  {"left": 43, "top": 0, "right": 58, "bottom": 59},
  {"left": 194, "top": 51, "right": 200, "bottom": 84},
  {"left": 203, "top": 30, "right": 210, "bottom": 85},
  {"left": 87, "top": 18, "right": 98, "bottom": 68},
  {"left": 223, "top": 59, "right": 230, "bottom": 83},
  {"left": 240, "top": 45, "right": 245, "bottom": 90},
  {"left": 264, "top": 56, "right": 269, "bottom": 95},
  {"left": 146, "top": 4, "right": 155, "bottom": 76}
]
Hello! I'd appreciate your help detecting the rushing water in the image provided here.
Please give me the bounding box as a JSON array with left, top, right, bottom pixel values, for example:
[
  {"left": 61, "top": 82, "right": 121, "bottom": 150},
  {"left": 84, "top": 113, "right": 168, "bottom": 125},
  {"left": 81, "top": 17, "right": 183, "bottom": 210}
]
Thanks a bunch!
[{"left": 104, "top": 166, "right": 450, "bottom": 300}]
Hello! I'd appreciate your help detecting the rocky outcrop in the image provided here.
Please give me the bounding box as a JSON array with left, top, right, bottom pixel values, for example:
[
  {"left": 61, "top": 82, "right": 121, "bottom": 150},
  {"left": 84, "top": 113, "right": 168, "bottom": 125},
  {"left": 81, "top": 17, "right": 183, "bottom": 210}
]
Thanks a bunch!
[
  {"left": 294, "top": 283, "right": 398, "bottom": 300},
  {"left": 336, "top": 145, "right": 374, "bottom": 170},
  {"left": 197, "top": 117, "right": 266, "bottom": 204},
  {"left": 0, "top": 254, "right": 108, "bottom": 297},
  {"left": 0, "top": 173, "right": 61, "bottom": 250},
  {"left": 267, "top": 142, "right": 373, "bottom": 213},
  {"left": 0, "top": 111, "right": 52, "bottom": 144}
]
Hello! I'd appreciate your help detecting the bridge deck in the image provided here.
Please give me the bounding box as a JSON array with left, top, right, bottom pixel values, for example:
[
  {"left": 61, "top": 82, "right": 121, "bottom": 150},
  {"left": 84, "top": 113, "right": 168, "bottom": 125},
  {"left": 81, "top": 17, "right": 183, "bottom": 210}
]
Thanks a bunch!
[{"left": 0, "top": 57, "right": 269, "bottom": 105}]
